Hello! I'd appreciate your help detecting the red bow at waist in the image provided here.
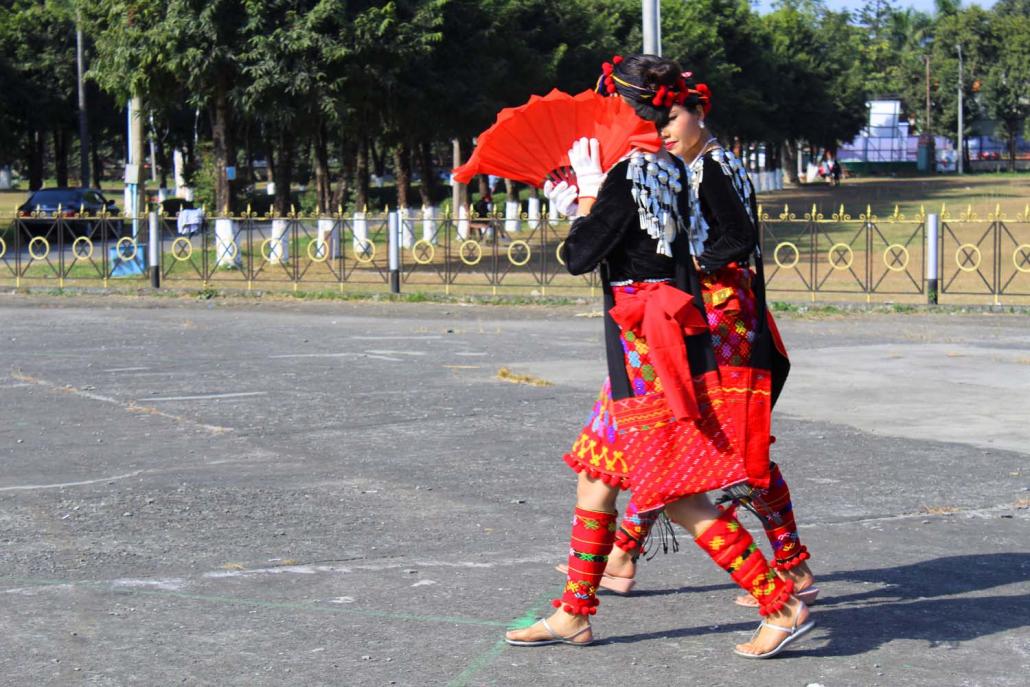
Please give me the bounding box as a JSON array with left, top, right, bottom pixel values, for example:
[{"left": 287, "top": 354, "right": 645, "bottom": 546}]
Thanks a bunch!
[{"left": 608, "top": 281, "right": 710, "bottom": 421}]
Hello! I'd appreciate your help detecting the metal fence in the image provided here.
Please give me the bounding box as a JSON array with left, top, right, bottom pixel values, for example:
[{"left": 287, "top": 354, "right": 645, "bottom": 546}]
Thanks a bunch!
[{"left": 3, "top": 204, "right": 1029, "bottom": 303}]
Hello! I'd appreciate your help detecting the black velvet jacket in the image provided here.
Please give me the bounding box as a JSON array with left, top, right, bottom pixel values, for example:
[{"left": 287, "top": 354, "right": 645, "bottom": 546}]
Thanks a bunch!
[
  {"left": 694, "top": 154, "right": 760, "bottom": 274},
  {"left": 559, "top": 157, "right": 689, "bottom": 281},
  {"left": 559, "top": 153, "right": 759, "bottom": 279}
]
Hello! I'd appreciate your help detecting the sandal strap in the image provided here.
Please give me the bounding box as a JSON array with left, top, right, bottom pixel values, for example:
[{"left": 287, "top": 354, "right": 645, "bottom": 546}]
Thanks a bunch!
[
  {"left": 539, "top": 617, "right": 592, "bottom": 643},
  {"left": 564, "top": 624, "right": 592, "bottom": 641},
  {"left": 759, "top": 621, "right": 795, "bottom": 634},
  {"left": 539, "top": 617, "right": 560, "bottom": 641}
]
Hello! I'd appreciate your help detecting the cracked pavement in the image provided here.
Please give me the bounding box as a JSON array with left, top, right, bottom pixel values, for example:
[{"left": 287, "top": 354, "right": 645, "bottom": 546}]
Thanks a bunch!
[{"left": 1, "top": 295, "right": 1027, "bottom": 686}]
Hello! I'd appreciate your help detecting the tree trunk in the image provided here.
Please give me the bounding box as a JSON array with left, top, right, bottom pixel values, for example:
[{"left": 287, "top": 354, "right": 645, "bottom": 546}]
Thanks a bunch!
[
  {"left": 241, "top": 122, "right": 253, "bottom": 187},
  {"left": 393, "top": 140, "right": 412, "bottom": 209},
  {"left": 355, "top": 137, "right": 370, "bottom": 211},
  {"left": 782, "top": 140, "right": 800, "bottom": 184},
  {"left": 28, "top": 128, "right": 45, "bottom": 190},
  {"left": 54, "top": 129, "right": 69, "bottom": 187},
  {"left": 370, "top": 138, "right": 386, "bottom": 178},
  {"left": 417, "top": 139, "right": 436, "bottom": 208},
  {"left": 183, "top": 136, "right": 196, "bottom": 186},
  {"left": 273, "top": 129, "right": 294, "bottom": 216},
  {"left": 450, "top": 138, "right": 465, "bottom": 215},
  {"left": 265, "top": 134, "right": 276, "bottom": 194},
  {"left": 210, "top": 79, "right": 234, "bottom": 213},
  {"left": 1007, "top": 121, "right": 1018, "bottom": 173},
  {"left": 331, "top": 140, "right": 355, "bottom": 212},
  {"left": 91, "top": 132, "right": 103, "bottom": 185},
  {"left": 313, "top": 121, "right": 331, "bottom": 214},
  {"left": 155, "top": 134, "right": 168, "bottom": 189},
  {"left": 477, "top": 175, "right": 490, "bottom": 205}
]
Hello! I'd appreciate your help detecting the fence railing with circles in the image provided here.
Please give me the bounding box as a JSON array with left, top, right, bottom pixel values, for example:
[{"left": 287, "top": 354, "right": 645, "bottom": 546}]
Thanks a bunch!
[
  {"left": 2, "top": 203, "right": 1028, "bottom": 302},
  {"left": 758, "top": 203, "right": 1030, "bottom": 303}
]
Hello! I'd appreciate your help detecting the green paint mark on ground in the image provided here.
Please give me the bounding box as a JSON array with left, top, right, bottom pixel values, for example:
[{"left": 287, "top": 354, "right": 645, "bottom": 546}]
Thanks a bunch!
[{"left": 446, "top": 590, "right": 556, "bottom": 687}]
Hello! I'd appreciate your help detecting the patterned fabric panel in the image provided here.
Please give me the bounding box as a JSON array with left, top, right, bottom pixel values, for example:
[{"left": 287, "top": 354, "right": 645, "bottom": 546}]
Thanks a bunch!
[
  {"left": 562, "top": 378, "right": 632, "bottom": 489},
  {"left": 702, "top": 265, "right": 759, "bottom": 368}
]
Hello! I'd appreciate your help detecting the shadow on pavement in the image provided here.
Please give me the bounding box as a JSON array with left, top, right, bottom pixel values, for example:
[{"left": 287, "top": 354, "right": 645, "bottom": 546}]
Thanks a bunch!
[{"left": 600, "top": 553, "right": 1030, "bottom": 654}]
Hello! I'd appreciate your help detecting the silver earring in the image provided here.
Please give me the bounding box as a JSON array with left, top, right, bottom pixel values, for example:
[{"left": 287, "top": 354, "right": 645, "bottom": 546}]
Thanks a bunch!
[{"left": 699, "top": 120, "right": 706, "bottom": 129}]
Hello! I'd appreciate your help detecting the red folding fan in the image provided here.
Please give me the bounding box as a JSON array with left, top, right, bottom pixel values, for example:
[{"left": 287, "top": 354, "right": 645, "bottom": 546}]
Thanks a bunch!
[{"left": 452, "top": 89, "right": 662, "bottom": 188}]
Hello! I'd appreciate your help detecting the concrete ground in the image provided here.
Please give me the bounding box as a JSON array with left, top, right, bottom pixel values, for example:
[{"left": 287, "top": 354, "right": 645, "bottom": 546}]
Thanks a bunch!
[{"left": 0, "top": 294, "right": 1027, "bottom": 687}]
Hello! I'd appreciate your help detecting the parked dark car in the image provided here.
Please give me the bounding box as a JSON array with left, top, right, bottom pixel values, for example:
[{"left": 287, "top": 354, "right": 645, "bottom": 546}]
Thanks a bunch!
[
  {"left": 160, "top": 197, "right": 195, "bottom": 216},
  {"left": 16, "top": 187, "right": 123, "bottom": 239}
]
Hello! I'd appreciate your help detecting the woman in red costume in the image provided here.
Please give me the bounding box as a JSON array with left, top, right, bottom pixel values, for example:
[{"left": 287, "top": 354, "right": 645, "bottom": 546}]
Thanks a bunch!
[
  {"left": 504, "top": 54, "right": 815, "bottom": 659},
  {"left": 574, "top": 70, "right": 818, "bottom": 609}
]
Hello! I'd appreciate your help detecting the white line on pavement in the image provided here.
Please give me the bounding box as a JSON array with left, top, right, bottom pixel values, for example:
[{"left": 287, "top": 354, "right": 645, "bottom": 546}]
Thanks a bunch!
[
  {"left": 103, "top": 366, "right": 151, "bottom": 372},
  {"left": 364, "top": 350, "right": 426, "bottom": 356},
  {"left": 269, "top": 353, "right": 357, "bottom": 359},
  {"left": 146, "top": 391, "right": 268, "bottom": 402},
  {"left": 11, "top": 372, "right": 233, "bottom": 433},
  {"left": 0, "top": 470, "right": 145, "bottom": 492}
]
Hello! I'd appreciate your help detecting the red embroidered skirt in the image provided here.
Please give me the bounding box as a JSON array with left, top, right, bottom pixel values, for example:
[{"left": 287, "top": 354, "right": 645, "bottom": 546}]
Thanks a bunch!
[{"left": 563, "top": 268, "right": 775, "bottom": 510}]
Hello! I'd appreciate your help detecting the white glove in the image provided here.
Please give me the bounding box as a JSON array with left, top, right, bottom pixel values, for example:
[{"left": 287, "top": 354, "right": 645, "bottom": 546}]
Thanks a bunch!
[
  {"left": 568, "top": 137, "right": 606, "bottom": 199},
  {"left": 543, "top": 179, "right": 579, "bottom": 218}
]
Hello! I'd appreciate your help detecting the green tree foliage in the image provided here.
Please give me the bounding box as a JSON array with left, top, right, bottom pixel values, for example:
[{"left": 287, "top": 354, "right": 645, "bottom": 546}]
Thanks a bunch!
[
  {"left": 3, "top": 0, "right": 1028, "bottom": 210},
  {"left": 983, "top": 11, "right": 1030, "bottom": 168},
  {"left": 761, "top": 1, "right": 869, "bottom": 179},
  {"left": 0, "top": 0, "right": 80, "bottom": 186}
]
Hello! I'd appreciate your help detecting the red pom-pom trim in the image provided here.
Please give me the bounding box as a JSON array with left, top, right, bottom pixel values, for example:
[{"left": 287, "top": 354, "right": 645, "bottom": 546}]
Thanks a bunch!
[
  {"left": 612, "top": 55, "right": 623, "bottom": 64},
  {"left": 774, "top": 547, "right": 810, "bottom": 572},
  {"left": 562, "top": 453, "right": 631, "bottom": 489},
  {"left": 601, "top": 62, "right": 613, "bottom": 76},
  {"left": 758, "top": 579, "right": 794, "bottom": 617},
  {"left": 551, "top": 599, "right": 561, "bottom": 609},
  {"left": 558, "top": 599, "right": 598, "bottom": 616}
]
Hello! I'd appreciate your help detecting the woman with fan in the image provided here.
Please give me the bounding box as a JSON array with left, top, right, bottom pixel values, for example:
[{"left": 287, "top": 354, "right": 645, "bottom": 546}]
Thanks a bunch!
[
  {"left": 563, "top": 69, "right": 819, "bottom": 611},
  {"left": 503, "top": 55, "right": 814, "bottom": 659}
]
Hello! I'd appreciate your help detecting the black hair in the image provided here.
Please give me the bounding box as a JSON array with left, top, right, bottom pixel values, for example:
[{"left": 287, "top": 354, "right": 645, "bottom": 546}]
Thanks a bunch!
[{"left": 598, "top": 54, "right": 707, "bottom": 128}]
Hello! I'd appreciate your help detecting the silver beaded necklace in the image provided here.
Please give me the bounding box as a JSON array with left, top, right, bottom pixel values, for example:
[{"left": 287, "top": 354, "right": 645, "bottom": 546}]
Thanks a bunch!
[{"left": 625, "top": 151, "right": 687, "bottom": 258}]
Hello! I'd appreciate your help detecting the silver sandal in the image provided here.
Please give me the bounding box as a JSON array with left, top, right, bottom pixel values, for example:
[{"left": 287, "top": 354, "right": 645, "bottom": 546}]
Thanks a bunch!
[
  {"left": 505, "top": 617, "right": 594, "bottom": 647},
  {"left": 733, "top": 614, "right": 815, "bottom": 659}
]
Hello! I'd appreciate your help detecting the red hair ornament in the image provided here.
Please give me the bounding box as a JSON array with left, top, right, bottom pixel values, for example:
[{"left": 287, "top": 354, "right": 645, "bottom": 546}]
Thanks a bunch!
[{"left": 695, "top": 83, "right": 712, "bottom": 114}]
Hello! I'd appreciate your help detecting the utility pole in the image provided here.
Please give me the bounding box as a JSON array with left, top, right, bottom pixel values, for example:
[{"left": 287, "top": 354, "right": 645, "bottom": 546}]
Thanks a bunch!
[
  {"left": 451, "top": 139, "right": 464, "bottom": 218},
  {"left": 76, "top": 15, "right": 89, "bottom": 188},
  {"left": 642, "top": 0, "right": 661, "bottom": 56},
  {"left": 956, "top": 44, "right": 964, "bottom": 175},
  {"left": 126, "top": 97, "right": 145, "bottom": 236}
]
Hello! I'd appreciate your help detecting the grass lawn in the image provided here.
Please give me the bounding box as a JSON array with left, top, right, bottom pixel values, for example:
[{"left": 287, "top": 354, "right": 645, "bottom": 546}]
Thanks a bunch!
[{"left": 761, "top": 173, "right": 1030, "bottom": 220}]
